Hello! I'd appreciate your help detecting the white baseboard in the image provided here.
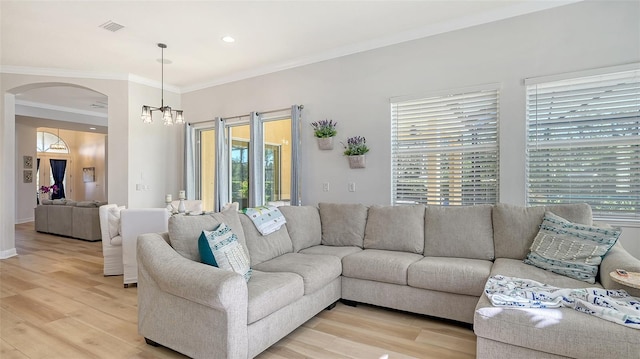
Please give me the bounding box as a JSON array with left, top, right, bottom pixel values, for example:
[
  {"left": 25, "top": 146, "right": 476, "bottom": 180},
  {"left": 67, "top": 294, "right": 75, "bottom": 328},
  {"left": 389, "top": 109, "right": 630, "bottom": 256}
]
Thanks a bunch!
[
  {"left": 16, "top": 217, "right": 34, "bottom": 224},
  {"left": 0, "top": 248, "right": 17, "bottom": 259}
]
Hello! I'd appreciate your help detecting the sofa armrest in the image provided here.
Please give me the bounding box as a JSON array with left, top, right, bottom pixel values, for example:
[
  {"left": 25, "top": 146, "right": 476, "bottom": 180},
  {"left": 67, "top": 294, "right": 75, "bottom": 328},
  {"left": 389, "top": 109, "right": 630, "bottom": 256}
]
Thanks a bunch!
[
  {"left": 137, "top": 232, "right": 249, "bottom": 359},
  {"left": 137, "top": 232, "right": 248, "bottom": 310},
  {"left": 600, "top": 242, "right": 640, "bottom": 297}
]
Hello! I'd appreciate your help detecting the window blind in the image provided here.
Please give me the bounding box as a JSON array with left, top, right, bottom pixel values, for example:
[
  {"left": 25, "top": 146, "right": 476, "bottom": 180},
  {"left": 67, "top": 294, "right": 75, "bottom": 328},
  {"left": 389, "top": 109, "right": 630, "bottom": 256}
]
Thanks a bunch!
[
  {"left": 526, "top": 69, "right": 640, "bottom": 221},
  {"left": 391, "top": 89, "right": 499, "bottom": 206}
]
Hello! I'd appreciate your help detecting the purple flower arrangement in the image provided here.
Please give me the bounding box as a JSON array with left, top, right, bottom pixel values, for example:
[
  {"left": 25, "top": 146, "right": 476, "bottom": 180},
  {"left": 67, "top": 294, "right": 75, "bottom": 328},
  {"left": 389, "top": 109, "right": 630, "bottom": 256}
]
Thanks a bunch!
[
  {"left": 310, "top": 119, "right": 337, "bottom": 138},
  {"left": 39, "top": 185, "right": 59, "bottom": 194},
  {"left": 342, "top": 136, "right": 369, "bottom": 156}
]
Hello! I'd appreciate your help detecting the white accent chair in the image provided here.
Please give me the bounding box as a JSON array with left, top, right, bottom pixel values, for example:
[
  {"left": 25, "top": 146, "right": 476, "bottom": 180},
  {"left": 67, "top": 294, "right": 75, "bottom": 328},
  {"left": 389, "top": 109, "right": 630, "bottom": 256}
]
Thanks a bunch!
[
  {"left": 98, "top": 204, "right": 125, "bottom": 276},
  {"left": 121, "top": 208, "right": 170, "bottom": 287}
]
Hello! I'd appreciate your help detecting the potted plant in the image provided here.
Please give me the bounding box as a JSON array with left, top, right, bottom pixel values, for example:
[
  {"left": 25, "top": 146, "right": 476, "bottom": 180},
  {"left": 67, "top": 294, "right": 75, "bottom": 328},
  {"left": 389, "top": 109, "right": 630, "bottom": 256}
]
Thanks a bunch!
[
  {"left": 342, "top": 136, "right": 369, "bottom": 168},
  {"left": 39, "top": 184, "right": 59, "bottom": 201},
  {"left": 311, "top": 119, "right": 337, "bottom": 150}
]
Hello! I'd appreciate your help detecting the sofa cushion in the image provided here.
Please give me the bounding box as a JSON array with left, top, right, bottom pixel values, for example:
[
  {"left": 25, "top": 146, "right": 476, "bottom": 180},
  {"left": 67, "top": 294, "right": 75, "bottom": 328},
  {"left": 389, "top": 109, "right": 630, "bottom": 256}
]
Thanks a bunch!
[
  {"left": 239, "top": 214, "right": 293, "bottom": 267},
  {"left": 475, "top": 292, "right": 639, "bottom": 359},
  {"left": 493, "top": 203, "right": 592, "bottom": 260},
  {"left": 424, "top": 204, "right": 494, "bottom": 260},
  {"left": 342, "top": 249, "right": 423, "bottom": 285},
  {"left": 247, "top": 270, "right": 304, "bottom": 324},
  {"left": 252, "top": 253, "right": 341, "bottom": 295},
  {"left": 169, "top": 207, "right": 248, "bottom": 262},
  {"left": 299, "top": 245, "right": 362, "bottom": 259},
  {"left": 363, "top": 205, "right": 425, "bottom": 254},
  {"left": 490, "top": 258, "right": 601, "bottom": 289},
  {"left": 319, "top": 203, "right": 368, "bottom": 247},
  {"left": 279, "top": 205, "right": 322, "bottom": 252},
  {"left": 408, "top": 257, "right": 492, "bottom": 296},
  {"left": 198, "top": 223, "right": 252, "bottom": 282},
  {"left": 524, "top": 212, "right": 620, "bottom": 284}
]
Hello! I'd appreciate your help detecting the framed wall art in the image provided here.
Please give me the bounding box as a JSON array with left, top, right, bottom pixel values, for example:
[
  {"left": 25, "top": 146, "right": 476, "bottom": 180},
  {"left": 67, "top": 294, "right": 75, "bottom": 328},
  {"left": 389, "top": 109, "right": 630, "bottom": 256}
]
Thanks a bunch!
[
  {"left": 23, "top": 170, "right": 33, "bottom": 183},
  {"left": 83, "top": 167, "right": 95, "bottom": 183},
  {"left": 23, "top": 155, "right": 33, "bottom": 169}
]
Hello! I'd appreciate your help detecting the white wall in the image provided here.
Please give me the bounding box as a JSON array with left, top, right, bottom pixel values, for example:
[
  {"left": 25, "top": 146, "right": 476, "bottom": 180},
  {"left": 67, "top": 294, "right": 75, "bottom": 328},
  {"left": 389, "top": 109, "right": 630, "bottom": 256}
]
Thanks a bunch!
[
  {"left": 182, "top": 1, "right": 640, "bottom": 257},
  {"left": 127, "top": 81, "right": 183, "bottom": 208},
  {"left": 14, "top": 122, "right": 37, "bottom": 223}
]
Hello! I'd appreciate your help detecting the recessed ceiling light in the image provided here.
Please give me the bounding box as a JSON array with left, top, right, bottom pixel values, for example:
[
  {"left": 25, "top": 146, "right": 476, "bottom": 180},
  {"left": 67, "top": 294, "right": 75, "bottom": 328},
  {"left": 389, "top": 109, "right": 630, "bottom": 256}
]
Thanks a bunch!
[
  {"left": 89, "top": 127, "right": 96, "bottom": 130},
  {"left": 221, "top": 35, "right": 235, "bottom": 43}
]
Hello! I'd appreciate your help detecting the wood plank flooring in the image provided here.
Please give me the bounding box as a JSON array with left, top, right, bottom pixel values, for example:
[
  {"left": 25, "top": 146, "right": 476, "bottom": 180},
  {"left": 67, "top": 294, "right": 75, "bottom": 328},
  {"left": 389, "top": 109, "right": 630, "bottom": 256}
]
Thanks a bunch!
[{"left": 1, "top": 222, "right": 476, "bottom": 359}]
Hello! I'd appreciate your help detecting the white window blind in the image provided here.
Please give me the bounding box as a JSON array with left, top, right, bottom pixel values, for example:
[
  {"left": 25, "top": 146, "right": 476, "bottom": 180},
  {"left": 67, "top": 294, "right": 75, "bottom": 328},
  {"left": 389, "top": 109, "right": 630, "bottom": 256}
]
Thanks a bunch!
[
  {"left": 391, "top": 88, "right": 499, "bottom": 206},
  {"left": 526, "top": 69, "right": 640, "bottom": 221}
]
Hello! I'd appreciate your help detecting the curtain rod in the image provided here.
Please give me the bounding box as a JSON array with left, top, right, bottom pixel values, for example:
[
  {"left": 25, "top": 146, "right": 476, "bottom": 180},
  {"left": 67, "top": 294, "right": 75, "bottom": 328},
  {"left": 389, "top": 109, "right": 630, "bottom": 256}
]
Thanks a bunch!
[{"left": 187, "top": 105, "right": 303, "bottom": 126}]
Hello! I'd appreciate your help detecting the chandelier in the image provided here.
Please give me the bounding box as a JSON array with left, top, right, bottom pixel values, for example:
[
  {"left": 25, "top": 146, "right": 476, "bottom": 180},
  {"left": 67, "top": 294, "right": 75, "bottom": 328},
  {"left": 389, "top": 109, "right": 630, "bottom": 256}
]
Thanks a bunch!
[
  {"left": 50, "top": 128, "right": 67, "bottom": 150},
  {"left": 141, "top": 43, "right": 184, "bottom": 125}
]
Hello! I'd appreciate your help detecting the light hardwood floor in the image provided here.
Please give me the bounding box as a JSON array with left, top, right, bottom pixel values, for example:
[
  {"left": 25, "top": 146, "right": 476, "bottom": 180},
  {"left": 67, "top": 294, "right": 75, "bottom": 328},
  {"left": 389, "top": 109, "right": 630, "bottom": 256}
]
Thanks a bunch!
[{"left": 1, "top": 222, "right": 476, "bottom": 359}]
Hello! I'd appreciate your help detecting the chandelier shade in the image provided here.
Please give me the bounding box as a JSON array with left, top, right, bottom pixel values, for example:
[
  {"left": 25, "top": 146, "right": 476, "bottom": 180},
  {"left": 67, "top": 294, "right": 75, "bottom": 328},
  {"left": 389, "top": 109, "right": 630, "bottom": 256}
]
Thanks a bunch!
[{"left": 141, "top": 43, "right": 184, "bottom": 125}]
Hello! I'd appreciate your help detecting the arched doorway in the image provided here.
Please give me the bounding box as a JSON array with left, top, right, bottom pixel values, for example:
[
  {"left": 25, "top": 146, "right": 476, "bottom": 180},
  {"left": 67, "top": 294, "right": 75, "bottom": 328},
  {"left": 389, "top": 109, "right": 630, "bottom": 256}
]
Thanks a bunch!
[{"left": 2, "top": 81, "right": 111, "bottom": 259}]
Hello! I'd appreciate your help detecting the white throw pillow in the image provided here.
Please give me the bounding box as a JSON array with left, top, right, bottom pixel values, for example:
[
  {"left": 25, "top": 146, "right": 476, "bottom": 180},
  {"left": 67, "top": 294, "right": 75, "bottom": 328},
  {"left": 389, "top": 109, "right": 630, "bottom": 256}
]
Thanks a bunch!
[{"left": 107, "top": 206, "right": 125, "bottom": 239}]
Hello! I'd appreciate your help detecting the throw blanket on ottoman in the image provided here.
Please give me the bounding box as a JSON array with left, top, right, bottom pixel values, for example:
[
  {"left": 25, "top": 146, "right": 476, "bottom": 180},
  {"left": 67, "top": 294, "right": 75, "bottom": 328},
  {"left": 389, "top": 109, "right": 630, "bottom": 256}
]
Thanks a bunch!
[
  {"left": 243, "top": 205, "right": 286, "bottom": 235},
  {"left": 485, "top": 275, "right": 640, "bottom": 329}
]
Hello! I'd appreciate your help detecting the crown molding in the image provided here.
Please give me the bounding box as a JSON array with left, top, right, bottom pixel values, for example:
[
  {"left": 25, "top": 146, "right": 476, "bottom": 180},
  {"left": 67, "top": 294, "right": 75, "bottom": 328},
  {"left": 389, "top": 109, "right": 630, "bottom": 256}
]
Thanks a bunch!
[
  {"left": 15, "top": 100, "right": 108, "bottom": 118},
  {"left": 0, "top": 65, "right": 128, "bottom": 81},
  {"left": 181, "top": 0, "right": 582, "bottom": 93},
  {"left": 0, "top": 66, "right": 181, "bottom": 93},
  {"left": 127, "top": 74, "right": 181, "bottom": 94}
]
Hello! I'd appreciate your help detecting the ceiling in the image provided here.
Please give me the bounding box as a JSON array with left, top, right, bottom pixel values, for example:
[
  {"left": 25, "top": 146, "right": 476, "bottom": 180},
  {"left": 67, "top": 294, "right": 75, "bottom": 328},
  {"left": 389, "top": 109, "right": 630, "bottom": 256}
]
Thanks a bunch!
[{"left": 2, "top": 1, "right": 578, "bottom": 126}]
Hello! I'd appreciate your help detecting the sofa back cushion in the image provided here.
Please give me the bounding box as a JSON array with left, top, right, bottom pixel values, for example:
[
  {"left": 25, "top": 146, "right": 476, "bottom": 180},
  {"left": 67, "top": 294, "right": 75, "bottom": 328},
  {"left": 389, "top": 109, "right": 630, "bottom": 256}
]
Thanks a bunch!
[
  {"left": 168, "top": 207, "right": 248, "bottom": 262},
  {"left": 319, "top": 203, "right": 368, "bottom": 247},
  {"left": 363, "top": 205, "right": 425, "bottom": 253},
  {"left": 424, "top": 204, "right": 494, "bottom": 260},
  {"left": 279, "top": 205, "right": 322, "bottom": 252},
  {"left": 239, "top": 214, "right": 293, "bottom": 266},
  {"left": 493, "top": 203, "right": 592, "bottom": 260}
]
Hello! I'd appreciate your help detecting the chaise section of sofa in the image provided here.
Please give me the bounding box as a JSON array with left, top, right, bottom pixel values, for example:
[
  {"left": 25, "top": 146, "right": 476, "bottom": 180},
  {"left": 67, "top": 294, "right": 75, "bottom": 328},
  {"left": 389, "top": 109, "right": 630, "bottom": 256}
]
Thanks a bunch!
[{"left": 474, "top": 203, "right": 640, "bottom": 359}]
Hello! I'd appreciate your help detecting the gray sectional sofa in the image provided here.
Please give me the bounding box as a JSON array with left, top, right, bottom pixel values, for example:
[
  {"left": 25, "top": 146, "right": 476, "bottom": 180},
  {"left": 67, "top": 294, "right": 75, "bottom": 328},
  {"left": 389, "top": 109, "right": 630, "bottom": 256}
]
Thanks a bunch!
[
  {"left": 136, "top": 202, "right": 640, "bottom": 359},
  {"left": 34, "top": 201, "right": 105, "bottom": 241}
]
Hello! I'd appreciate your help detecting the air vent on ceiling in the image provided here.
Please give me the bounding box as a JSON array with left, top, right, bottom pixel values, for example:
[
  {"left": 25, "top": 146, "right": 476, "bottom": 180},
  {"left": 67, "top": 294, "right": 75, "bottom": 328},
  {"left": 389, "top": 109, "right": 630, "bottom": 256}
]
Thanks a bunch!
[{"left": 99, "top": 20, "right": 124, "bottom": 32}]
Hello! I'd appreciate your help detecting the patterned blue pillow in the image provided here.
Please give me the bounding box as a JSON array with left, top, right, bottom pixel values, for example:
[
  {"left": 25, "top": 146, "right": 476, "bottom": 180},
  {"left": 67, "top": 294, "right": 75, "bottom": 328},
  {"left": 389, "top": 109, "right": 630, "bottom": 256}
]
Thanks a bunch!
[
  {"left": 524, "top": 211, "right": 620, "bottom": 284},
  {"left": 198, "top": 222, "right": 252, "bottom": 282}
]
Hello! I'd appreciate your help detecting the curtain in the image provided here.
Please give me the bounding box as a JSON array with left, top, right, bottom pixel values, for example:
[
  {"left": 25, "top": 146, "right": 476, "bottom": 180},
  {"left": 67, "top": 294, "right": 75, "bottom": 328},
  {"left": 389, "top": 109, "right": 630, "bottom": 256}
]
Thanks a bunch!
[
  {"left": 184, "top": 123, "right": 195, "bottom": 200},
  {"left": 36, "top": 158, "right": 41, "bottom": 205},
  {"left": 50, "top": 159, "right": 67, "bottom": 199}
]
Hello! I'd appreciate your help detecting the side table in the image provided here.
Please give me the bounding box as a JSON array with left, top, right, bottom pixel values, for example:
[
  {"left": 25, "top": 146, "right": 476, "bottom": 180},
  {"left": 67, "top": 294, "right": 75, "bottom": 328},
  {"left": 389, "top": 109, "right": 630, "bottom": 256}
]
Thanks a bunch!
[{"left": 609, "top": 271, "right": 640, "bottom": 289}]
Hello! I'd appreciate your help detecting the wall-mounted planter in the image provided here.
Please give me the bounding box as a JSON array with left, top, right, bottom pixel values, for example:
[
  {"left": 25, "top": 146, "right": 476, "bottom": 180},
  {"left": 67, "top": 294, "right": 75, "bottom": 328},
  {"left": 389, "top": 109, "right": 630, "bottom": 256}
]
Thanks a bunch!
[
  {"left": 317, "top": 137, "right": 334, "bottom": 150},
  {"left": 348, "top": 155, "right": 366, "bottom": 169}
]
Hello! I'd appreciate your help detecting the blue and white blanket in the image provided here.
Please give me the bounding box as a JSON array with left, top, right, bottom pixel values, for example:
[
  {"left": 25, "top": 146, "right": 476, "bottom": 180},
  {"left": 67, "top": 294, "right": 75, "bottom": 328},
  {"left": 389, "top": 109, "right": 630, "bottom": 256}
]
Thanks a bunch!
[
  {"left": 485, "top": 275, "right": 640, "bottom": 329},
  {"left": 243, "top": 205, "right": 286, "bottom": 235}
]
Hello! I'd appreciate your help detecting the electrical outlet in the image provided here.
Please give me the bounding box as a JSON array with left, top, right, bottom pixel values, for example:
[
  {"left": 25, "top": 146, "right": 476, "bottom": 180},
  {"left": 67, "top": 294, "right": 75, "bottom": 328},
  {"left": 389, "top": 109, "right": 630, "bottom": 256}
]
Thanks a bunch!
[
  {"left": 322, "top": 183, "right": 330, "bottom": 192},
  {"left": 348, "top": 182, "right": 356, "bottom": 192}
]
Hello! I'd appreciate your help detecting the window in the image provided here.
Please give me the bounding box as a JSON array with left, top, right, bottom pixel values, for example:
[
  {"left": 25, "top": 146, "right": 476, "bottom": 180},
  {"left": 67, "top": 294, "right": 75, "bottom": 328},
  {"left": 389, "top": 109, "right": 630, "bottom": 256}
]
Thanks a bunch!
[
  {"left": 188, "top": 106, "right": 301, "bottom": 211},
  {"left": 36, "top": 131, "right": 69, "bottom": 154},
  {"left": 391, "top": 87, "right": 499, "bottom": 206},
  {"left": 526, "top": 68, "right": 640, "bottom": 221}
]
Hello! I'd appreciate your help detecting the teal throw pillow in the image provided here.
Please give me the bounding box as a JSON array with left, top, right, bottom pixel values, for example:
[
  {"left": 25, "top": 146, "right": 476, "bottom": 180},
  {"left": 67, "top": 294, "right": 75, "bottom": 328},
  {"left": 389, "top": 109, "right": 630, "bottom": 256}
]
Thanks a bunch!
[
  {"left": 198, "top": 222, "right": 252, "bottom": 282},
  {"left": 524, "top": 211, "right": 620, "bottom": 284}
]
